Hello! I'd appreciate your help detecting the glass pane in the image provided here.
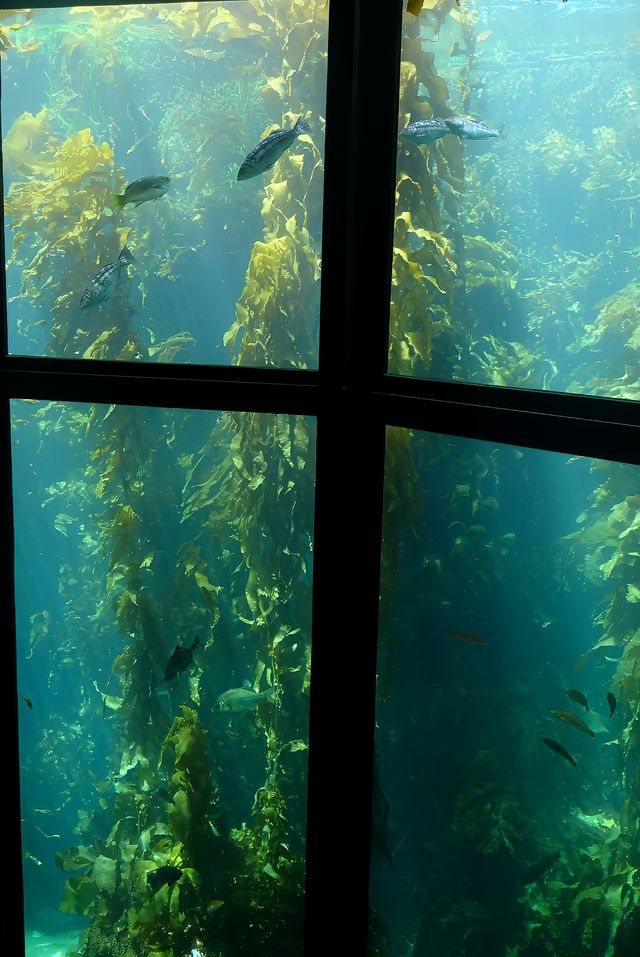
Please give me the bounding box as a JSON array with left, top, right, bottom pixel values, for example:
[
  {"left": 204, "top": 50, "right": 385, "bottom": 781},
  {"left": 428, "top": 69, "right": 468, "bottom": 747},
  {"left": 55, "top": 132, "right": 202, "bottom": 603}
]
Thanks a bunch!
[
  {"left": 392, "top": 2, "right": 639, "bottom": 399},
  {"left": 370, "top": 425, "right": 640, "bottom": 955},
  {"left": 12, "top": 400, "right": 315, "bottom": 955},
  {"left": 2, "top": 2, "right": 327, "bottom": 369}
]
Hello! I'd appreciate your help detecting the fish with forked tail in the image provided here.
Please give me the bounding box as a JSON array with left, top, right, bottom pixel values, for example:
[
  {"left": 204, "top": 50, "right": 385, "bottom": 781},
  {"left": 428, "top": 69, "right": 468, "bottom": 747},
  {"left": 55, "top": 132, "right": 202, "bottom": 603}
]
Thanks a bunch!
[
  {"left": 214, "top": 680, "right": 276, "bottom": 713},
  {"left": 550, "top": 710, "right": 595, "bottom": 737},
  {"left": 444, "top": 116, "right": 505, "bottom": 140},
  {"left": 112, "top": 175, "right": 170, "bottom": 211},
  {"left": 237, "top": 116, "right": 311, "bottom": 180}
]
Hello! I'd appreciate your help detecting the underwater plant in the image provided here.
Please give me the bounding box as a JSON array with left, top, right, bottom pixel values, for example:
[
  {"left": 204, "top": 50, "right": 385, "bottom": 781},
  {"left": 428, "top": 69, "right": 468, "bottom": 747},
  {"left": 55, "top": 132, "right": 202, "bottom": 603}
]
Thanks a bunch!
[{"left": 389, "top": 8, "right": 470, "bottom": 379}]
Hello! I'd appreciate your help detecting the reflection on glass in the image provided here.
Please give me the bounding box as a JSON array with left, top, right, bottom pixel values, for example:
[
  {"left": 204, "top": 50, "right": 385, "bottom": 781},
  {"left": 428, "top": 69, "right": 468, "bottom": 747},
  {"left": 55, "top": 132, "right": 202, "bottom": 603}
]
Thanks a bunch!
[
  {"left": 391, "top": 1, "right": 639, "bottom": 399},
  {"left": 12, "top": 400, "right": 315, "bottom": 955},
  {"left": 2, "top": 2, "right": 327, "bottom": 368},
  {"left": 370, "top": 425, "right": 640, "bottom": 956}
]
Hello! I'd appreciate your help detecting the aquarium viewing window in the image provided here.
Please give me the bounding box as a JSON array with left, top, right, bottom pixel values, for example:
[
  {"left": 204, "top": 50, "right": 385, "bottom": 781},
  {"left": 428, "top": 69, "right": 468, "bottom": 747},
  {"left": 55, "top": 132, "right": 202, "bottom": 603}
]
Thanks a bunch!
[
  {"left": 390, "top": 0, "right": 640, "bottom": 401},
  {"left": 1, "top": 2, "right": 327, "bottom": 369},
  {"left": 2, "top": 3, "right": 640, "bottom": 957}
]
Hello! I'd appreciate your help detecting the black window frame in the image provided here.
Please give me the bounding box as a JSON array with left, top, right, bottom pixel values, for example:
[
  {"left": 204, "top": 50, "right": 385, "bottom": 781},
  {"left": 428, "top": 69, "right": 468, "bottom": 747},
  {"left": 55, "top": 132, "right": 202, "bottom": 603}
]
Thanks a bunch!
[{"left": 3, "top": 1, "right": 640, "bottom": 954}]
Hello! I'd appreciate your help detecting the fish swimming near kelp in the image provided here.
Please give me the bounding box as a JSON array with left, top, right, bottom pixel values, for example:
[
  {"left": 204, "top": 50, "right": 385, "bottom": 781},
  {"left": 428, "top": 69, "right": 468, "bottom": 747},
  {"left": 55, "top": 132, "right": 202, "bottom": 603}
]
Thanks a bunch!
[
  {"left": 237, "top": 116, "right": 311, "bottom": 180},
  {"left": 80, "top": 246, "right": 134, "bottom": 309},
  {"left": 112, "top": 175, "right": 170, "bottom": 211},
  {"left": 164, "top": 635, "right": 200, "bottom": 681},
  {"left": 607, "top": 692, "right": 617, "bottom": 716},
  {"left": 214, "top": 680, "right": 276, "bottom": 713},
  {"left": 541, "top": 737, "right": 576, "bottom": 766},
  {"left": 398, "top": 118, "right": 450, "bottom": 144},
  {"left": 566, "top": 689, "right": 588, "bottom": 711},
  {"left": 445, "top": 630, "right": 488, "bottom": 646},
  {"left": 550, "top": 709, "right": 595, "bottom": 737},
  {"left": 444, "top": 116, "right": 505, "bottom": 140},
  {"left": 147, "top": 864, "right": 183, "bottom": 892}
]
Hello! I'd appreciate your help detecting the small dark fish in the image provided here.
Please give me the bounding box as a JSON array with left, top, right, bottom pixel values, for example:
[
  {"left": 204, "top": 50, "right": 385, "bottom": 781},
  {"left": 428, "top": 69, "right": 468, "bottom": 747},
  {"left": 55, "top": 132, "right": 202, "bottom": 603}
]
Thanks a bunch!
[
  {"left": 80, "top": 246, "right": 134, "bottom": 308},
  {"left": 541, "top": 737, "right": 576, "bottom": 766},
  {"left": 445, "top": 630, "right": 488, "bottom": 646},
  {"left": 237, "top": 116, "right": 311, "bottom": 180},
  {"left": 147, "top": 864, "right": 183, "bottom": 892},
  {"left": 550, "top": 709, "right": 595, "bottom": 738},
  {"left": 522, "top": 850, "right": 560, "bottom": 886},
  {"left": 607, "top": 692, "right": 616, "bottom": 716},
  {"left": 20, "top": 694, "right": 33, "bottom": 710},
  {"left": 164, "top": 635, "right": 200, "bottom": 681},
  {"left": 398, "top": 118, "right": 449, "bottom": 144},
  {"left": 566, "top": 689, "right": 588, "bottom": 711}
]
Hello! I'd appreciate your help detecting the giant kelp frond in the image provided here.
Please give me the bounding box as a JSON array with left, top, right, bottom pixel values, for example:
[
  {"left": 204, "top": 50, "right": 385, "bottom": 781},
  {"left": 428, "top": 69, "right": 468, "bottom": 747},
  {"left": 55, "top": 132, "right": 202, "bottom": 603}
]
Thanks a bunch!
[
  {"left": 0, "top": 7, "right": 38, "bottom": 53},
  {"left": 3, "top": 125, "right": 148, "bottom": 360},
  {"left": 3, "top": 108, "right": 57, "bottom": 178},
  {"left": 389, "top": 14, "right": 466, "bottom": 378}
]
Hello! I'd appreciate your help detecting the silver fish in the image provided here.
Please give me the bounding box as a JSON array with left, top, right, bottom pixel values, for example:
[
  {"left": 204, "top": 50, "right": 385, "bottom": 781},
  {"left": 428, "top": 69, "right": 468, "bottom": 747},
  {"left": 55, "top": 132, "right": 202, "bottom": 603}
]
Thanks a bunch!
[
  {"left": 214, "top": 681, "right": 276, "bottom": 713},
  {"left": 399, "top": 118, "right": 450, "bottom": 144},
  {"left": 237, "top": 116, "right": 311, "bottom": 180},
  {"left": 112, "top": 176, "right": 170, "bottom": 211},
  {"left": 80, "top": 246, "right": 134, "bottom": 309},
  {"left": 444, "top": 116, "right": 505, "bottom": 140}
]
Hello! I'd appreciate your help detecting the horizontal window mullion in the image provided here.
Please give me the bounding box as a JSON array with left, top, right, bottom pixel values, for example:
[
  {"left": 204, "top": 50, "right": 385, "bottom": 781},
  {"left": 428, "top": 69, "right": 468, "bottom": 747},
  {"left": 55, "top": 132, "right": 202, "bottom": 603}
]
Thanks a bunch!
[{"left": 353, "top": 387, "right": 640, "bottom": 466}]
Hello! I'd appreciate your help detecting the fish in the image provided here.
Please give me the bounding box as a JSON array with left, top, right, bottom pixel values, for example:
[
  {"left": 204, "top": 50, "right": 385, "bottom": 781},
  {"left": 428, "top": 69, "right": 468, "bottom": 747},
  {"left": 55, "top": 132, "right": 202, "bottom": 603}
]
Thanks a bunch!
[
  {"left": 398, "top": 118, "right": 450, "bottom": 144},
  {"left": 112, "top": 175, "right": 170, "bottom": 211},
  {"left": 566, "top": 689, "right": 588, "bottom": 711},
  {"left": 214, "top": 680, "right": 276, "bottom": 713},
  {"left": 206, "top": 899, "right": 225, "bottom": 914},
  {"left": 164, "top": 635, "right": 200, "bottom": 681},
  {"left": 550, "top": 710, "right": 595, "bottom": 737},
  {"left": 147, "top": 864, "right": 183, "bottom": 892},
  {"left": 445, "top": 630, "right": 488, "bottom": 646},
  {"left": 541, "top": 737, "right": 576, "bottom": 766},
  {"left": 444, "top": 116, "right": 505, "bottom": 140},
  {"left": 237, "top": 116, "right": 311, "bottom": 180},
  {"left": 80, "top": 246, "right": 134, "bottom": 309},
  {"left": 20, "top": 693, "right": 33, "bottom": 710},
  {"left": 522, "top": 850, "right": 560, "bottom": 886},
  {"left": 607, "top": 692, "right": 617, "bottom": 716}
]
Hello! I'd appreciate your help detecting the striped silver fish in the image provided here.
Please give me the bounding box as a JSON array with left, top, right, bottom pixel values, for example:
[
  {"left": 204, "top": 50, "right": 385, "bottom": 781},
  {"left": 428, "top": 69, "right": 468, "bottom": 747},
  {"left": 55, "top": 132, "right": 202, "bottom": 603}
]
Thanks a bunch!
[
  {"left": 237, "top": 116, "right": 311, "bottom": 181},
  {"left": 80, "top": 246, "right": 134, "bottom": 309},
  {"left": 399, "top": 118, "right": 450, "bottom": 144},
  {"left": 444, "top": 116, "right": 505, "bottom": 140}
]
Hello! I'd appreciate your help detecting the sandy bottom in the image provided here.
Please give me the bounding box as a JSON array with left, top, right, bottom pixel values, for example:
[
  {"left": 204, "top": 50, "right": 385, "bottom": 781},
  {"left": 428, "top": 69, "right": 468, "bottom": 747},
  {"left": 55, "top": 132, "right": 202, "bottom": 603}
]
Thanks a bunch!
[{"left": 25, "top": 929, "right": 83, "bottom": 957}]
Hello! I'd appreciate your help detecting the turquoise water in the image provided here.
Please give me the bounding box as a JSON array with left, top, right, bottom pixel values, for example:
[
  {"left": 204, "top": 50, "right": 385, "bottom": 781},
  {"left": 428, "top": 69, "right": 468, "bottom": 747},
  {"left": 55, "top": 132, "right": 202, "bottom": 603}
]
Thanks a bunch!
[
  {"left": 393, "top": 0, "right": 640, "bottom": 398},
  {"left": 13, "top": 399, "right": 316, "bottom": 956},
  {"left": 370, "top": 428, "right": 640, "bottom": 956},
  {"left": 2, "top": 3, "right": 326, "bottom": 368}
]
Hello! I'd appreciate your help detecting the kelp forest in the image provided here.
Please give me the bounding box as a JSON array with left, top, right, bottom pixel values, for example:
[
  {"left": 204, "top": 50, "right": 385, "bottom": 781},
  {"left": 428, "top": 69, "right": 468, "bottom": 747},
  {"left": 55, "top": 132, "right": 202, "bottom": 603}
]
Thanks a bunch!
[
  {"left": 7, "top": 3, "right": 323, "bottom": 956},
  {"left": 4, "top": 1, "right": 640, "bottom": 956},
  {"left": 374, "top": 1, "right": 640, "bottom": 955}
]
